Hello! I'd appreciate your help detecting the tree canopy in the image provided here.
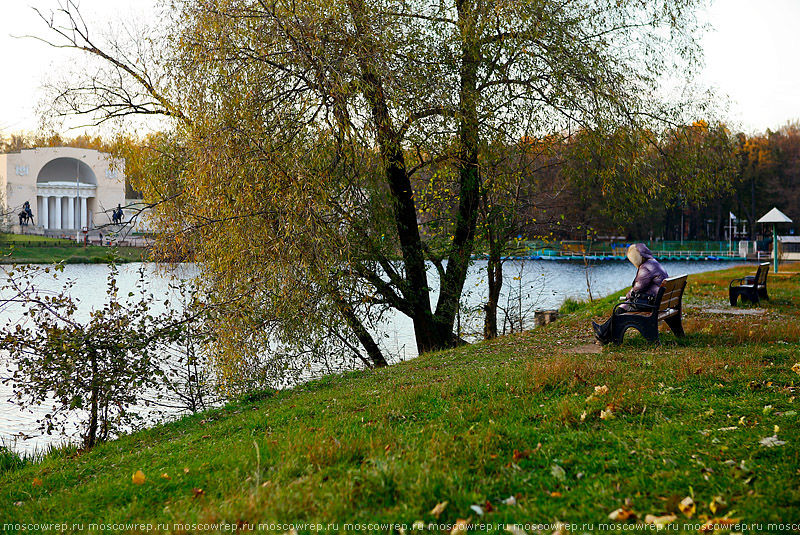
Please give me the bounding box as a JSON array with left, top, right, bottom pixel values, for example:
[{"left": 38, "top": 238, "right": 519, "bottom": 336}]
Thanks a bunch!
[{"left": 40, "top": 0, "right": 716, "bottom": 383}]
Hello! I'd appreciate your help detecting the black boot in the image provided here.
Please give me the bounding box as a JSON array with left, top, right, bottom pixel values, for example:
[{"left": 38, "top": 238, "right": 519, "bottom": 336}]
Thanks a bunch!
[{"left": 592, "top": 319, "right": 612, "bottom": 345}]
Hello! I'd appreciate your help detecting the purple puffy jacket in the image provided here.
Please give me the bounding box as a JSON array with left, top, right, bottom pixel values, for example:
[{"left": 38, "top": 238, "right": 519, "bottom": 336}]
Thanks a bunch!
[{"left": 626, "top": 244, "right": 668, "bottom": 299}]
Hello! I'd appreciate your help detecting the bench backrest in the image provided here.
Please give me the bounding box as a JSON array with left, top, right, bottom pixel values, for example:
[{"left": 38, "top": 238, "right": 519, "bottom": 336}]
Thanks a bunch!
[
  {"left": 755, "top": 262, "right": 769, "bottom": 286},
  {"left": 658, "top": 274, "right": 688, "bottom": 312}
]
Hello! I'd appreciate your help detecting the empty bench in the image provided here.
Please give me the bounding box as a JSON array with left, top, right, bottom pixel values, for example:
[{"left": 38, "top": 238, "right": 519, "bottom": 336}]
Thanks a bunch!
[
  {"left": 729, "top": 262, "right": 769, "bottom": 306},
  {"left": 610, "top": 274, "right": 688, "bottom": 345}
]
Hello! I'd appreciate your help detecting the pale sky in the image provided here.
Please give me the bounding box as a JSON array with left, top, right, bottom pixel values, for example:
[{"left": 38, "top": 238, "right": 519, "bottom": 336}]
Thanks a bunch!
[{"left": 1, "top": 0, "right": 799, "bottom": 136}]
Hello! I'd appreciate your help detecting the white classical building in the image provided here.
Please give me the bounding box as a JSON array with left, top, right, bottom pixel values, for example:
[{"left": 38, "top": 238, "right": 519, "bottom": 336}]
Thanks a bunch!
[{"left": 0, "top": 146, "right": 126, "bottom": 233}]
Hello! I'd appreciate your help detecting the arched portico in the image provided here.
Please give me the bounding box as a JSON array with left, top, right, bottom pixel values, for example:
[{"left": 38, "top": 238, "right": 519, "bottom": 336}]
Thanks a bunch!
[
  {"left": 36, "top": 157, "right": 98, "bottom": 230},
  {"left": 2, "top": 147, "right": 127, "bottom": 236}
]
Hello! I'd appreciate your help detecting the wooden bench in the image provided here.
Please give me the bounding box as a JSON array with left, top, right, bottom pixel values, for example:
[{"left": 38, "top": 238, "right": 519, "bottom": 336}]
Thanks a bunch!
[
  {"left": 610, "top": 274, "right": 688, "bottom": 345},
  {"left": 729, "top": 262, "right": 769, "bottom": 306}
]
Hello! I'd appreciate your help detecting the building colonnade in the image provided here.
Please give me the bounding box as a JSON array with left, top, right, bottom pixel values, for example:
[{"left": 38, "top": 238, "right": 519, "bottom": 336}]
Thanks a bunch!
[{"left": 36, "top": 183, "right": 95, "bottom": 230}]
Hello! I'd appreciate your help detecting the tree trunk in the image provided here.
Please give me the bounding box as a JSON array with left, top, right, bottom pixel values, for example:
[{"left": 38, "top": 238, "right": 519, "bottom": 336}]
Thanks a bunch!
[
  {"left": 331, "top": 287, "right": 388, "bottom": 368},
  {"left": 86, "top": 350, "right": 99, "bottom": 449},
  {"left": 346, "top": 0, "right": 444, "bottom": 354},
  {"left": 434, "top": 0, "right": 482, "bottom": 346},
  {"left": 346, "top": 0, "right": 483, "bottom": 355},
  {"left": 483, "top": 241, "right": 503, "bottom": 340}
]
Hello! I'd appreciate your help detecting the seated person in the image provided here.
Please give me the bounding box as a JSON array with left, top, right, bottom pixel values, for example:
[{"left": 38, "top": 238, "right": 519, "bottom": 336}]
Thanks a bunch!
[{"left": 592, "top": 243, "right": 668, "bottom": 344}]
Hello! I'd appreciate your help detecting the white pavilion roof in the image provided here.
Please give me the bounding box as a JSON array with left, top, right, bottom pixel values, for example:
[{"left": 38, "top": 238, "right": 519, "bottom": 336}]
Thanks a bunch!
[{"left": 757, "top": 207, "right": 793, "bottom": 224}]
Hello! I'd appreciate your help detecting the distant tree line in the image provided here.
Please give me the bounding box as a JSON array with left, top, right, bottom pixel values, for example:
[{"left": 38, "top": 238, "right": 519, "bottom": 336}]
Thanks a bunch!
[
  {"left": 566, "top": 122, "right": 800, "bottom": 241},
  {"left": 413, "top": 120, "right": 800, "bottom": 246}
]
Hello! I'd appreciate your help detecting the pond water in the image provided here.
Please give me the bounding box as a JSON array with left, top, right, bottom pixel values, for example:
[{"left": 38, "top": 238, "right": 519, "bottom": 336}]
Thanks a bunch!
[{"left": 0, "top": 259, "right": 739, "bottom": 453}]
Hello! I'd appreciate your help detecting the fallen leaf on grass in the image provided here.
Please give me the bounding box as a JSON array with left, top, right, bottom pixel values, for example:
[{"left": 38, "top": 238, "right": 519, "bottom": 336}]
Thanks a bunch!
[
  {"left": 31, "top": 478, "right": 43, "bottom": 487},
  {"left": 430, "top": 501, "right": 448, "bottom": 517},
  {"left": 513, "top": 449, "right": 531, "bottom": 461},
  {"left": 678, "top": 497, "right": 695, "bottom": 518},
  {"left": 728, "top": 461, "right": 756, "bottom": 484},
  {"left": 451, "top": 518, "right": 470, "bottom": 535},
  {"left": 160, "top": 473, "right": 171, "bottom": 480},
  {"left": 192, "top": 488, "right": 205, "bottom": 498},
  {"left": 709, "top": 496, "right": 727, "bottom": 514},
  {"left": 791, "top": 362, "right": 800, "bottom": 375},
  {"left": 600, "top": 408, "right": 615, "bottom": 420},
  {"left": 551, "top": 464, "right": 566, "bottom": 481},
  {"left": 759, "top": 435, "right": 786, "bottom": 447},
  {"left": 644, "top": 514, "right": 677, "bottom": 527},
  {"left": 594, "top": 385, "right": 609, "bottom": 396},
  {"left": 503, "top": 495, "right": 517, "bottom": 506},
  {"left": 470, "top": 504, "right": 484, "bottom": 516},
  {"left": 550, "top": 491, "right": 562, "bottom": 498},
  {"left": 608, "top": 507, "right": 635, "bottom": 521},
  {"left": 132, "top": 470, "right": 146, "bottom": 485}
]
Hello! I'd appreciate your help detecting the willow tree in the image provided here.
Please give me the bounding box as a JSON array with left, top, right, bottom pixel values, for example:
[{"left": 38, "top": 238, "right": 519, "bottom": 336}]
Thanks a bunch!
[{"left": 41, "top": 0, "right": 710, "bottom": 381}]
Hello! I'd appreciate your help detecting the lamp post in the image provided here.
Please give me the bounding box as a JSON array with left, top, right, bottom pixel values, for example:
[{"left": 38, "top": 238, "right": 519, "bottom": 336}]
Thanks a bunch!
[{"left": 757, "top": 207, "right": 793, "bottom": 273}]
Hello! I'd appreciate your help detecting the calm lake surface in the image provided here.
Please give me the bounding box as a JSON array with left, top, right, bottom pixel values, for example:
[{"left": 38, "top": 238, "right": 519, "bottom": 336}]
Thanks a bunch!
[{"left": 1, "top": 259, "right": 739, "bottom": 452}]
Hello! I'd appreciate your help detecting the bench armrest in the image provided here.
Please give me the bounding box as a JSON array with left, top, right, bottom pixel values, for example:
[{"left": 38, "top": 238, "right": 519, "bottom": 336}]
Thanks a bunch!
[{"left": 729, "top": 277, "right": 748, "bottom": 288}]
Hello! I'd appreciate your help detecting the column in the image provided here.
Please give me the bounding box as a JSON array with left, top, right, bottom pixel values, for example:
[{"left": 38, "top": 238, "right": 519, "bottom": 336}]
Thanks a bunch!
[
  {"left": 67, "top": 197, "right": 75, "bottom": 230},
  {"left": 80, "top": 197, "right": 87, "bottom": 230},
  {"left": 54, "top": 197, "right": 62, "bottom": 230},
  {"left": 41, "top": 196, "right": 50, "bottom": 230}
]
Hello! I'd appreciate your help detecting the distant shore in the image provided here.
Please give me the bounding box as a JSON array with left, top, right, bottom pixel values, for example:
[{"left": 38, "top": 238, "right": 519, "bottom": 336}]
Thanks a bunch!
[{"left": 1, "top": 234, "right": 146, "bottom": 264}]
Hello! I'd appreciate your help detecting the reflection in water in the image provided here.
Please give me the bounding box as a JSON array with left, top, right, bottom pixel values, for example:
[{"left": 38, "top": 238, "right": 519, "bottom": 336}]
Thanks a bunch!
[{"left": 1, "top": 259, "right": 735, "bottom": 452}]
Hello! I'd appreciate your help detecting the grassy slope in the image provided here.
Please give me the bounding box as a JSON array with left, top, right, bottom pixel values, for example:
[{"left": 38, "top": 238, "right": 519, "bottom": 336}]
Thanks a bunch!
[
  {"left": 1, "top": 235, "right": 145, "bottom": 263},
  {"left": 1, "top": 265, "right": 799, "bottom": 533}
]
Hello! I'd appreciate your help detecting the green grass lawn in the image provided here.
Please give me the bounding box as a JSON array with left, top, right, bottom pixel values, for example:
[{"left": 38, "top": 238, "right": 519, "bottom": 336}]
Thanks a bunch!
[
  {"left": 1, "top": 265, "right": 798, "bottom": 533},
  {"left": 1, "top": 234, "right": 146, "bottom": 264}
]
